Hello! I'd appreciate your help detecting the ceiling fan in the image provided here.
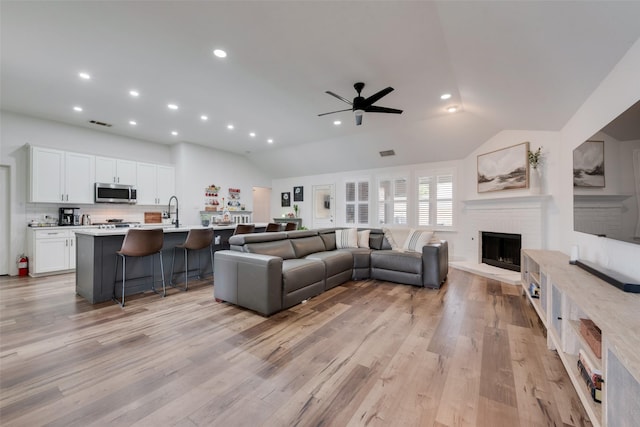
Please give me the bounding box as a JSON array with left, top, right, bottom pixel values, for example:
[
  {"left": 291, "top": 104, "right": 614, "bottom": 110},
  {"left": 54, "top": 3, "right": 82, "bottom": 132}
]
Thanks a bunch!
[{"left": 318, "top": 82, "right": 403, "bottom": 125}]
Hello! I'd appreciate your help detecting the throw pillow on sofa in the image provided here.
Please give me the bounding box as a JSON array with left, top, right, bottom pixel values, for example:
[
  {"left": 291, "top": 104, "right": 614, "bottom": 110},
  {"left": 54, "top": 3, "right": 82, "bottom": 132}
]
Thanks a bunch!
[
  {"left": 357, "top": 230, "right": 371, "bottom": 248},
  {"left": 402, "top": 229, "right": 434, "bottom": 252},
  {"left": 336, "top": 228, "right": 358, "bottom": 248}
]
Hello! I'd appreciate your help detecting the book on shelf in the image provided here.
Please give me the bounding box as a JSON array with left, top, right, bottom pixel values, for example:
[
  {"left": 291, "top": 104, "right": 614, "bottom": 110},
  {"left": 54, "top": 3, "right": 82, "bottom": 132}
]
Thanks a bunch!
[
  {"left": 578, "top": 349, "right": 603, "bottom": 389},
  {"left": 578, "top": 359, "right": 603, "bottom": 403}
]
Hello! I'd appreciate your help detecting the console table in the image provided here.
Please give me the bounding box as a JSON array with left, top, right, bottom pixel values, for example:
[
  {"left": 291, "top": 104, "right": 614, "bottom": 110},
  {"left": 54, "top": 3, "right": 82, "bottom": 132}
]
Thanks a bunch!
[{"left": 521, "top": 249, "right": 640, "bottom": 427}]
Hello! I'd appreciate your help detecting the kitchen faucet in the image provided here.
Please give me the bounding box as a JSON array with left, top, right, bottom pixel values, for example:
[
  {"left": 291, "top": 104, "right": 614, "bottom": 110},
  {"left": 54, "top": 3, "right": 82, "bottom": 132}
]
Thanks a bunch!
[{"left": 168, "top": 196, "right": 179, "bottom": 228}]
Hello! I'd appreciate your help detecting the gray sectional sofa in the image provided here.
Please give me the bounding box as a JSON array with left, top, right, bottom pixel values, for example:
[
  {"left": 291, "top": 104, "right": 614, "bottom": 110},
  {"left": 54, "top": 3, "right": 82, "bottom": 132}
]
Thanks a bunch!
[{"left": 214, "top": 228, "right": 448, "bottom": 316}]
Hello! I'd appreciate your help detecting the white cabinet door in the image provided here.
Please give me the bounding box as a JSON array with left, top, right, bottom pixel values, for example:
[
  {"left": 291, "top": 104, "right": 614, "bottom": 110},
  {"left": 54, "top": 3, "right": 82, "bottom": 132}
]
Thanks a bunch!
[
  {"left": 95, "top": 156, "right": 117, "bottom": 183},
  {"left": 68, "top": 232, "right": 76, "bottom": 269},
  {"left": 96, "top": 157, "right": 137, "bottom": 185},
  {"left": 136, "top": 162, "right": 158, "bottom": 204},
  {"left": 156, "top": 165, "right": 175, "bottom": 205},
  {"left": 34, "top": 237, "right": 68, "bottom": 273},
  {"left": 30, "top": 146, "right": 64, "bottom": 203},
  {"left": 116, "top": 159, "right": 137, "bottom": 185},
  {"left": 136, "top": 163, "right": 175, "bottom": 205},
  {"left": 65, "top": 152, "right": 95, "bottom": 203}
]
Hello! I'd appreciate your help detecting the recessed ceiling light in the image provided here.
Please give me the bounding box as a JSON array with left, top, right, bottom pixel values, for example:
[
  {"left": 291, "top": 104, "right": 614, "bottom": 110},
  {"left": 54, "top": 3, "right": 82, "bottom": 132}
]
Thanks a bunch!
[
  {"left": 200, "top": 115, "right": 208, "bottom": 121},
  {"left": 333, "top": 120, "right": 342, "bottom": 125},
  {"left": 129, "top": 90, "right": 139, "bottom": 97},
  {"left": 213, "top": 49, "right": 227, "bottom": 58},
  {"left": 227, "top": 124, "right": 234, "bottom": 130},
  {"left": 447, "top": 106, "right": 458, "bottom": 113},
  {"left": 73, "top": 106, "right": 83, "bottom": 112},
  {"left": 440, "top": 93, "right": 452, "bottom": 100},
  {"left": 249, "top": 132, "right": 256, "bottom": 137},
  {"left": 129, "top": 120, "right": 137, "bottom": 126},
  {"left": 267, "top": 139, "right": 274, "bottom": 144},
  {"left": 167, "top": 103, "right": 179, "bottom": 110},
  {"left": 171, "top": 131, "right": 178, "bottom": 136},
  {"left": 78, "top": 72, "right": 91, "bottom": 80}
]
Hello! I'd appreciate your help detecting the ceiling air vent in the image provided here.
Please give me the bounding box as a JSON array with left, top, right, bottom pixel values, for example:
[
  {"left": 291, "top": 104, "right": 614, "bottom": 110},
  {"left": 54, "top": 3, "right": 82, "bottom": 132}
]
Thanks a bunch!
[
  {"left": 89, "top": 120, "right": 113, "bottom": 127},
  {"left": 379, "top": 150, "right": 395, "bottom": 157}
]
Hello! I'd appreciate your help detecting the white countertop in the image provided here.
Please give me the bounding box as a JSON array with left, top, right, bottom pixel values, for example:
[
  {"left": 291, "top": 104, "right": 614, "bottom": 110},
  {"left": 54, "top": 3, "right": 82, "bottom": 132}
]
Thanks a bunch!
[{"left": 72, "top": 223, "right": 268, "bottom": 236}]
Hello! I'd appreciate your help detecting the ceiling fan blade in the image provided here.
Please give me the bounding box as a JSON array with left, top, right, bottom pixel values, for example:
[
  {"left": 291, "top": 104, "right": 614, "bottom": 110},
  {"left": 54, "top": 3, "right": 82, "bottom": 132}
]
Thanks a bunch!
[
  {"left": 363, "top": 87, "right": 394, "bottom": 108},
  {"left": 355, "top": 114, "right": 363, "bottom": 126},
  {"left": 325, "top": 91, "right": 352, "bottom": 105},
  {"left": 365, "top": 105, "right": 403, "bottom": 114},
  {"left": 318, "top": 108, "right": 353, "bottom": 117}
]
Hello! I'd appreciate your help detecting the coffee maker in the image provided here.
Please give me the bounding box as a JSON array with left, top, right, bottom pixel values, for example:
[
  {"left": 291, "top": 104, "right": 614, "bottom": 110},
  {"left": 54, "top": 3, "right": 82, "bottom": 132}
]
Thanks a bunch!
[{"left": 58, "top": 207, "right": 80, "bottom": 226}]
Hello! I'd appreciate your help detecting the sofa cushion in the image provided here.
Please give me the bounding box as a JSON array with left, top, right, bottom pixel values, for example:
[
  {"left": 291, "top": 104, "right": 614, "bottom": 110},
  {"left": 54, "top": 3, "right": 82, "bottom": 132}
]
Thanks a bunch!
[
  {"left": 370, "top": 250, "right": 422, "bottom": 274},
  {"left": 368, "top": 230, "right": 386, "bottom": 250},
  {"left": 290, "top": 236, "right": 326, "bottom": 258},
  {"left": 305, "top": 250, "right": 353, "bottom": 277},
  {"left": 245, "top": 240, "right": 296, "bottom": 260},
  {"left": 336, "top": 228, "right": 358, "bottom": 248},
  {"left": 402, "top": 229, "right": 434, "bottom": 252},
  {"left": 281, "top": 259, "right": 325, "bottom": 293},
  {"left": 319, "top": 230, "right": 337, "bottom": 251},
  {"left": 229, "top": 232, "right": 288, "bottom": 246},
  {"left": 339, "top": 248, "right": 372, "bottom": 269}
]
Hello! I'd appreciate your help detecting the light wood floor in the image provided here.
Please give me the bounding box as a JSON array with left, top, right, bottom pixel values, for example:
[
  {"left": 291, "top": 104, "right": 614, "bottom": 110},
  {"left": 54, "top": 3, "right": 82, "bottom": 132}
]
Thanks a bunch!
[{"left": 0, "top": 269, "right": 592, "bottom": 426}]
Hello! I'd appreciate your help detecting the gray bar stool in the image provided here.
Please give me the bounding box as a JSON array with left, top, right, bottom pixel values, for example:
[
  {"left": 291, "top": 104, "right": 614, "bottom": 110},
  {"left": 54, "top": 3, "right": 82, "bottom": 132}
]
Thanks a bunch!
[
  {"left": 113, "top": 228, "right": 165, "bottom": 307},
  {"left": 170, "top": 228, "right": 214, "bottom": 291}
]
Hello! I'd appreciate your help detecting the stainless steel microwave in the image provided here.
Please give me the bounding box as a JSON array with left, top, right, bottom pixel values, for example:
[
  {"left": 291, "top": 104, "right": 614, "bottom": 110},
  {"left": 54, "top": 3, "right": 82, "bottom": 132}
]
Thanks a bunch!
[{"left": 95, "top": 183, "right": 137, "bottom": 204}]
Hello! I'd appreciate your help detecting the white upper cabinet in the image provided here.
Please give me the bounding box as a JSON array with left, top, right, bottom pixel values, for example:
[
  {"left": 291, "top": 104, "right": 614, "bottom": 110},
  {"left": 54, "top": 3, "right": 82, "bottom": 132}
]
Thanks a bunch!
[
  {"left": 29, "top": 146, "right": 94, "bottom": 203},
  {"left": 30, "top": 147, "right": 65, "bottom": 203},
  {"left": 64, "top": 152, "right": 95, "bottom": 203},
  {"left": 156, "top": 165, "right": 175, "bottom": 205},
  {"left": 95, "top": 156, "right": 137, "bottom": 185},
  {"left": 136, "top": 162, "right": 175, "bottom": 205}
]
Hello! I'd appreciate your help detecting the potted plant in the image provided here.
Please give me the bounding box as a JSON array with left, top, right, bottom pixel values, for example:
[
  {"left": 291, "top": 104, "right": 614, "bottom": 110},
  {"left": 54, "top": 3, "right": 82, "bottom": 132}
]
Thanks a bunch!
[
  {"left": 528, "top": 146, "right": 543, "bottom": 193},
  {"left": 293, "top": 204, "right": 299, "bottom": 217}
]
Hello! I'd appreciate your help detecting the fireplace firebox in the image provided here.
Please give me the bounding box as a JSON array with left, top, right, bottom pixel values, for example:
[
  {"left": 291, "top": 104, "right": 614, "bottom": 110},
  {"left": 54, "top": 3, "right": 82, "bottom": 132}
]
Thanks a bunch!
[{"left": 481, "top": 231, "right": 522, "bottom": 272}]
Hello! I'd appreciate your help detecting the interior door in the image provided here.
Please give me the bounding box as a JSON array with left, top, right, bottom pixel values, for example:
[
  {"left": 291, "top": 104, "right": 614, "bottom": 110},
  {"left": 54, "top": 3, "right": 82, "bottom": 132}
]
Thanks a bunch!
[
  {"left": 312, "top": 184, "right": 335, "bottom": 229},
  {"left": 252, "top": 187, "right": 271, "bottom": 223}
]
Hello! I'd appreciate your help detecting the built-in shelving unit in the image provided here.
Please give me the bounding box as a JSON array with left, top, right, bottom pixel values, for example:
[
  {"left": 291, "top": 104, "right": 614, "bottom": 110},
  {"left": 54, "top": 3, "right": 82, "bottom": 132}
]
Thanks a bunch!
[{"left": 521, "top": 249, "right": 640, "bottom": 427}]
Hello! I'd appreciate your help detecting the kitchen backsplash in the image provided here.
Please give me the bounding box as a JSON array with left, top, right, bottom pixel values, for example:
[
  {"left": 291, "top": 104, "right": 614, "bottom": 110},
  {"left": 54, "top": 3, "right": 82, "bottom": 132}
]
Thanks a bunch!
[{"left": 26, "top": 203, "right": 166, "bottom": 225}]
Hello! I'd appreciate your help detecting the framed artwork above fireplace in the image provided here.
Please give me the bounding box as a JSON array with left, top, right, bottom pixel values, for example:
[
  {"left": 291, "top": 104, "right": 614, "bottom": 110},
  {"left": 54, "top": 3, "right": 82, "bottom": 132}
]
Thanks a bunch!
[{"left": 477, "top": 142, "right": 529, "bottom": 193}]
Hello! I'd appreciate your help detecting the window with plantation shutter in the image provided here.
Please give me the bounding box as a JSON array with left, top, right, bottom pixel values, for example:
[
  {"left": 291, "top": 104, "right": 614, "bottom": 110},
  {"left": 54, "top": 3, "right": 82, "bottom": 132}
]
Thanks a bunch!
[
  {"left": 417, "top": 171, "right": 454, "bottom": 227},
  {"left": 378, "top": 177, "right": 408, "bottom": 225},
  {"left": 345, "top": 179, "right": 369, "bottom": 225}
]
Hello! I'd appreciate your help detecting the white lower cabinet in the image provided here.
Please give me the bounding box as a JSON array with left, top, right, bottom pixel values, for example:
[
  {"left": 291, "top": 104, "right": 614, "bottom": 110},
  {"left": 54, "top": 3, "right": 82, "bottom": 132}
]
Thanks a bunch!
[{"left": 28, "top": 229, "right": 77, "bottom": 276}]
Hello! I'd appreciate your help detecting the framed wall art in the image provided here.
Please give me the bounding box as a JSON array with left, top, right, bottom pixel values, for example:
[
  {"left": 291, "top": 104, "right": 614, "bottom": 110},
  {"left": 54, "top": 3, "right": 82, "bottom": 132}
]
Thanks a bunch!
[
  {"left": 293, "top": 186, "right": 304, "bottom": 202},
  {"left": 573, "top": 140, "right": 605, "bottom": 187},
  {"left": 477, "top": 142, "right": 529, "bottom": 193},
  {"left": 281, "top": 192, "right": 291, "bottom": 207}
]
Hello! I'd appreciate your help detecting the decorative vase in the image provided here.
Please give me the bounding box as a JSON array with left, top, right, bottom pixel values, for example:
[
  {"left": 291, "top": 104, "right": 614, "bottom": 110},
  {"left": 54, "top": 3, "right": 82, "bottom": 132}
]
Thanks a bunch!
[{"left": 530, "top": 167, "right": 542, "bottom": 194}]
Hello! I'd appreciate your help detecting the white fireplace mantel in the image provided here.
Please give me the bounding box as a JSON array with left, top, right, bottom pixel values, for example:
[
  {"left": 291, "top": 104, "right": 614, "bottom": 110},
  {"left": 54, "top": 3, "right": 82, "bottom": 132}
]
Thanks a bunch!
[{"left": 463, "top": 194, "right": 552, "bottom": 210}]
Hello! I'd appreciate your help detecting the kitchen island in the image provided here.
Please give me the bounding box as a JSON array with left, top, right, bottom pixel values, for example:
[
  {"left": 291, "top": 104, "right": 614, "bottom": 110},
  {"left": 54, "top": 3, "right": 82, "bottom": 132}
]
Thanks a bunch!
[{"left": 75, "top": 224, "right": 266, "bottom": 303}]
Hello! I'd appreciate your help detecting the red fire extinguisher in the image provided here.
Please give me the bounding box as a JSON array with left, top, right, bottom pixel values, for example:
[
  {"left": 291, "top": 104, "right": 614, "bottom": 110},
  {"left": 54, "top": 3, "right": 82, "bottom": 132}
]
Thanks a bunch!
[{"left": 18, "top": 255, "right": 29, "bottom": 276}]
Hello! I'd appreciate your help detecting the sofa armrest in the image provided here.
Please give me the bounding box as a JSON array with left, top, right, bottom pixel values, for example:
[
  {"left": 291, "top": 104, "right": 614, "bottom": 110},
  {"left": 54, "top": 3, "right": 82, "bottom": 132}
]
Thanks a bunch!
[
  {"left": 422, "top": 240, "right": 449, "bottom": 288},
  {"left": 214, "top": 250, "right": 283, "bottom": 316}
]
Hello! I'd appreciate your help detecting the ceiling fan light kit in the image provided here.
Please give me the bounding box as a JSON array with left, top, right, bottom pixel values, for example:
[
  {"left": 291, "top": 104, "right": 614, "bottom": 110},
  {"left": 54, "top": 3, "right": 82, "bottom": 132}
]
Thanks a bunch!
[{"left": 319, "top": 82, "right": 403, "bottom": 126}]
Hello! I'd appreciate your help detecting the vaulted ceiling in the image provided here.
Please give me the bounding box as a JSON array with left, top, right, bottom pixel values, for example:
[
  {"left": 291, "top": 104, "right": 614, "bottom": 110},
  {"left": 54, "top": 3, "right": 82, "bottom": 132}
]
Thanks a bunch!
[{"left": 2, "top": 1, "right": 640, "bottom": 178}]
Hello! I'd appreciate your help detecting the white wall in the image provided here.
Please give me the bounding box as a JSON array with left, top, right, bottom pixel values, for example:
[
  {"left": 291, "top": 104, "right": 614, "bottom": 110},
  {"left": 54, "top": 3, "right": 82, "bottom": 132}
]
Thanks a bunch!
[
  {"left": 0, "top": 111, "right": 270, "bottom": 275},
  {"left": 559, "top": 38, "right": 640, "bottom": 281},
  {"left": 271, "top": 160, "right": 461, "bottom": 256},
  {"left": 171, "top": 142, "right": 271, "bottom": 226}
]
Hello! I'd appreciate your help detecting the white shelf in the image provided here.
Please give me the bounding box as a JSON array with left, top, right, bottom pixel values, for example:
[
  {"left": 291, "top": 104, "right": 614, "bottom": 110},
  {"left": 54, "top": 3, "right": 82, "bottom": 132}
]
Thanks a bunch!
[{"left": 521, "top": 249, "right": 640, "bottom": 427}]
